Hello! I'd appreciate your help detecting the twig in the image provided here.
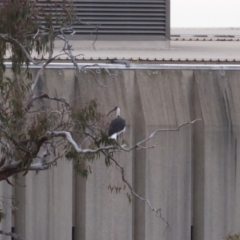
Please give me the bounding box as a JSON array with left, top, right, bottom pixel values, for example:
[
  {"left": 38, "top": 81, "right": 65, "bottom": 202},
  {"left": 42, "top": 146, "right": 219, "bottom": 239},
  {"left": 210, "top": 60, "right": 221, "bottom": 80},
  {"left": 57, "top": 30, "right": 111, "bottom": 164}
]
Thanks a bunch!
[
  {"left": 120, "top": 119, "right": 202, "bottom": 152},
  {"left": 0, "top": 230, "right": 23, "bottom": 240},
  {"left": 26, "top": 93, "right": 71, "bottom": 111},
  {"left": 108, "top": 155, "right": 169, "bottom": 229},
  {"left": 30, "top": 53, "right": 66, "bottom": 92},
  {"left": 33, "top": 29, "right": 39, "bottom": 39},
  {"left": 83, "top": 69, "right": 107, "bottom": 88},
  {"left": 57, "top": 30, "right": 81, "bottom": 73}
]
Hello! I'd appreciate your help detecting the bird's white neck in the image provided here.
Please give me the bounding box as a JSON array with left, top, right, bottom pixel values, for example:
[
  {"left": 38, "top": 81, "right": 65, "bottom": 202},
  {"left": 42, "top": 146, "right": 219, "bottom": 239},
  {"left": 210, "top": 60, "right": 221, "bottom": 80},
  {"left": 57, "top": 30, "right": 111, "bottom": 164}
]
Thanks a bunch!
[{"left": 116, "top": 107, "right": 120, "bottom": 117}]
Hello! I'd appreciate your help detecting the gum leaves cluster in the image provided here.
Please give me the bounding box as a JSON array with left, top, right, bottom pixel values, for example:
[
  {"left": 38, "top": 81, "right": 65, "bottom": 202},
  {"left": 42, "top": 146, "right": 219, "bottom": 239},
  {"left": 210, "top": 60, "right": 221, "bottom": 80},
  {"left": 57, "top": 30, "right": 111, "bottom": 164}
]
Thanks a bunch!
[{"left": 0, "top": 0, "right": 115, "bottom": 181}]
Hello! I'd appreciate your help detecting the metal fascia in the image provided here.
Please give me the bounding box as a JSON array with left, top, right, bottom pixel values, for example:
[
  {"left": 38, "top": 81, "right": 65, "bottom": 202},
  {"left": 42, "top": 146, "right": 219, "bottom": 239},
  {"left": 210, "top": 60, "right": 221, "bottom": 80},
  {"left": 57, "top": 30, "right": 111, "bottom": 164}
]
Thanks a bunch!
[{"left": 4, "top": 62, "right": 240, "bottom": 70}]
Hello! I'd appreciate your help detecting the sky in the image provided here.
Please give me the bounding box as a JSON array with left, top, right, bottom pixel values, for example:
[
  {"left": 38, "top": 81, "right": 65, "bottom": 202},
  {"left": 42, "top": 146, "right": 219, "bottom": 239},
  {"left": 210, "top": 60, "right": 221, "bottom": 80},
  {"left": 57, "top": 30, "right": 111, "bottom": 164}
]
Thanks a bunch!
[{"left": 171, "top": 0, "right": 240, "bottom": 28}]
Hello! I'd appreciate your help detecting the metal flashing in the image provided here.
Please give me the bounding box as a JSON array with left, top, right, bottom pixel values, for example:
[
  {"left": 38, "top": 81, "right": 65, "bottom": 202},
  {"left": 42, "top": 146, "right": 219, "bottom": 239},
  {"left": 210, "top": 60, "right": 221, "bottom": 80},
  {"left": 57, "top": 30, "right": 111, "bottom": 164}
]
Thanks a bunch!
[{"left": 4, "top": 62, "right": 240, "bottom": 70}]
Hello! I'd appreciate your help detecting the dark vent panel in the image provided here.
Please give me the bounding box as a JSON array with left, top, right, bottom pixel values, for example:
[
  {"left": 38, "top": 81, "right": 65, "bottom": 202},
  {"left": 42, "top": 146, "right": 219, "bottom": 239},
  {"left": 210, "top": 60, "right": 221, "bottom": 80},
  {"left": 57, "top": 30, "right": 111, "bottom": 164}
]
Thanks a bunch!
[{"left": 36, "top": 0, "right": 170, "bottom": 39}]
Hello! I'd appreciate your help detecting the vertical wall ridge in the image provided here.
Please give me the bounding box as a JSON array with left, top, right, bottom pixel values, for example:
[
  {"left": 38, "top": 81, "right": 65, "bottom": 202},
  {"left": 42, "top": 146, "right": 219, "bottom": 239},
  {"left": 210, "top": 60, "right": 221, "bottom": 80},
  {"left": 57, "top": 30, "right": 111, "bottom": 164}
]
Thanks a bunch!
[
  {"left": 73, "top": 74, "right": 86, "bottom": 240},
  {"left": 132, "top": 70, "right": 147, "bottom": 240},
  {"left": 192, "top": 71, "right": 205, "bottom": 240}
]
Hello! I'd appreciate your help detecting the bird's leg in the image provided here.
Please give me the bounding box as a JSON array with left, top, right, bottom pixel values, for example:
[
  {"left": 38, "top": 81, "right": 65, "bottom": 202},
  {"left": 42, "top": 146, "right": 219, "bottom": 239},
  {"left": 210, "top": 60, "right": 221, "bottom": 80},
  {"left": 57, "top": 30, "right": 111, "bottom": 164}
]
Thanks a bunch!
[{"left": 117, "top": 133, "right": 124, "bottom": 146}]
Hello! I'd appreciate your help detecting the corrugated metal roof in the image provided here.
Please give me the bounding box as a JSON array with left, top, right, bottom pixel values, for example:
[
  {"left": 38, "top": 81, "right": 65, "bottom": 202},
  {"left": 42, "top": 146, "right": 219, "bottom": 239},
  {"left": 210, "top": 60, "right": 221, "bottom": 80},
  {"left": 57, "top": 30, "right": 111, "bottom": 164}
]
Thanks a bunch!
[
  {"left": 4, "top": 28, "right": 240, "bottom": 63},
  {"left": 5, "top": 51, "right": 240, "bottom": 63},
  {"left": 171, "top": 28, "right": 240, "bottom": 41},
  {"left": 171, "top": 36, "right": 240, "bottom": 41}
]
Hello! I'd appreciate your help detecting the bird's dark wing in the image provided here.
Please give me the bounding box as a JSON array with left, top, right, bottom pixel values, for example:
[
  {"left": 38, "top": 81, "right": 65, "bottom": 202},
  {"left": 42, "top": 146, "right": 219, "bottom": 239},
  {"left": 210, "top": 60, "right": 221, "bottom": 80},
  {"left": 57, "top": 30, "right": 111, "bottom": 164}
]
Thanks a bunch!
[{"left": 108, "top": 117, "right": 126, "bottom": 137}]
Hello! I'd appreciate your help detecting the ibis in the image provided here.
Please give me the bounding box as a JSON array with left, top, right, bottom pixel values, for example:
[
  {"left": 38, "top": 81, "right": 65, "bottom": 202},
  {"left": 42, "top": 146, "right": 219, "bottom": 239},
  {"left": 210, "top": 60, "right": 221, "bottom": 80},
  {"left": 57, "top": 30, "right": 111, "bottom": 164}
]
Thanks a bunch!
[{"left": 107, "top": 107, "right": 126, "bottom": 140}]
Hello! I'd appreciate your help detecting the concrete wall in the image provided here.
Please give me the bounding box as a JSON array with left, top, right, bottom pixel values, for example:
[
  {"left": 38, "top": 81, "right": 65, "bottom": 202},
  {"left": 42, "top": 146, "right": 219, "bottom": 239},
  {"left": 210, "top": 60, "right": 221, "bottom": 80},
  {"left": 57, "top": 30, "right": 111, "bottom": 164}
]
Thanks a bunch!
[{"left": 0, "top": 69, "right": 240, "bottom": 240}]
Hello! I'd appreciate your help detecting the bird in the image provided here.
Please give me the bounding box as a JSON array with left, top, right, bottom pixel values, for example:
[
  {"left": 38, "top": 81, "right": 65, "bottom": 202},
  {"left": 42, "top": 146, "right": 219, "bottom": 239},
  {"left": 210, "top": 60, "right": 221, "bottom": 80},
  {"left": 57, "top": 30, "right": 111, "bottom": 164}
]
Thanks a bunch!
[{"left": 107, "top": 107, "right": 126, "bottom": 140}]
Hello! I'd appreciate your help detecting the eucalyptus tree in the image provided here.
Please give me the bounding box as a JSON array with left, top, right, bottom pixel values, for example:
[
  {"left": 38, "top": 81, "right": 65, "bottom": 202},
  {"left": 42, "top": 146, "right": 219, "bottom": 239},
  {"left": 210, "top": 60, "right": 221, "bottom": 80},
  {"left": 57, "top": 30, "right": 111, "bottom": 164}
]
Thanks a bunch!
[
  {"left": 0, "top": 0, "right": 113, "bottom": 181},
  {"left": 0, "top": 1, "right": 200, "bottom": 234}
]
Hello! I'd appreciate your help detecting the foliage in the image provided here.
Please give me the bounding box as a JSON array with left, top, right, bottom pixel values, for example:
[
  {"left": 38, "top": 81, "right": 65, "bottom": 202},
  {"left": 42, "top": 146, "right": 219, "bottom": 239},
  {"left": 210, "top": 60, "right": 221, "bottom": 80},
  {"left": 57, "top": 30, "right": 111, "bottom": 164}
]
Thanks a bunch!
[
  {"left": 0, "top": 0, "right": 75, "bottom": 74},
  {"left": 0, "top": 209, "right": 5, "bottom": 222},
  {"left": 0, "top": 0, "right": 114, "bottom": 181},
  {"left": 226, "top": 234, "right": 240, "bottom": 240}
]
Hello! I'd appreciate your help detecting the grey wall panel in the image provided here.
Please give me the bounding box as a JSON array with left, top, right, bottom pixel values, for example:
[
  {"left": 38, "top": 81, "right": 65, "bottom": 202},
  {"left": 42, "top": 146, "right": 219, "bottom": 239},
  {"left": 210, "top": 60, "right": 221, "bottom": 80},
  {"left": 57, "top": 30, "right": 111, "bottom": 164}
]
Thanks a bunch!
[
  {"left": 0, "top": 180, "right": 12, "bottom": 240},
  {"left": 135, "top": 70, "right": 192, "bottom": 240},
  {"left": 16, "top": 161, "right": 73, "bottom": 240},
  {"left": 13, "top": 69, "right": 74, "bottom": 240},
  {"left": 194, "top": 71, "right": 240, "bottom": 240},
  {"left": 71, "top": 70, "right": 134, "bottom": 240},
  {"left": 1, "top": 69, "right": 240, "bottom": 240}
]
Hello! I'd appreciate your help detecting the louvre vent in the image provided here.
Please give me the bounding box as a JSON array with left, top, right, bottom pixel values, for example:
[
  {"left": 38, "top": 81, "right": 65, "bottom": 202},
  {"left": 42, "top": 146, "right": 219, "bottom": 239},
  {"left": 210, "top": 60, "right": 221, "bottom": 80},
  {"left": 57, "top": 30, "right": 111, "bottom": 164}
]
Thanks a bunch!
[{"left": 36, "top": 0, "right": 170, "bottom": 40}]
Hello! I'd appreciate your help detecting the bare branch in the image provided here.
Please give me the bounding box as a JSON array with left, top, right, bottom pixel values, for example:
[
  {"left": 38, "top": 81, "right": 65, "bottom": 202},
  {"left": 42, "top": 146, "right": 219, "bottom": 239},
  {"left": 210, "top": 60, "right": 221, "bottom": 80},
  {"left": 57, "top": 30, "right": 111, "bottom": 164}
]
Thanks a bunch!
[
  {"left": 39, "top": 144, "right": 50, "bottom": 164},
  {"left": 30, "top": 53, "right": 66, "bottom": 92},
  {"left": 80, "top": 136, "right": 90, "bottom": 148},
  {"left": 0, "top": 230, "right": 24, "bottom": 240},
  {"left": 33, "top": 29, "right": 40, "bottom": 39},
  {"left": 82, "top": 69, "right": 107, "bottom": 88},
  {"left": 0, "top": 160, "right": 20, "bottom": 172},
  {"left": 121, "top": 119, "right": 202, "bottom": 152},
  {"left": 49, "top": 119, "right": 201, "bottom": 154},
  {"left": 27, "top": 162, "right": 48, "bottom": 171},
  {"left": 49, "top": 131, "right": 115, "bottom": 153},
  {"left": 0, "top": 151, "right": 57, "bottom": 173},
  {"left": 0, "top": 34, "right": 41, "bottom": 65},
  {"left": 57, "top": 30, "right": 81, "bottom": 73},
  {"left": 104, "top": 68, "right": 118, "bottom": 79},
  {"left": 0, "top": 125, "right": 29, "bottom": 154},
  {"left": 26, "top": 93, "right": 71, "bottom": 111},
  {"left": 105, "top": 153, "right": 169, "bottom": 229}
]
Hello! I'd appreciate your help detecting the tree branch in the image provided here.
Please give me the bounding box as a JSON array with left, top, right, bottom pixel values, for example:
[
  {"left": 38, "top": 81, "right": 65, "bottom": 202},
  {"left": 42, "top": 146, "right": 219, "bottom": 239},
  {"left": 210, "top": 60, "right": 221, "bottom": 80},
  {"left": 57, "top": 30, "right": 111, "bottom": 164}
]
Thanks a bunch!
[
  {"left": 0, "top": 125, "right": 29, "bottom": 154},
  {"left": 26, "top": 93, "right": 71, "bottom": 111},
  {"left": 121, "top": 119, "right": 202, "bottom": 152},
  {"left": 50, "top": 119, "right": 201, "bottom": 154},
  {"left": 0, "top": 230, "right": 23, "bottom": 240},
  {"left": 30, "top": 53, "right": 66, "bottom": 92},
  {"left": 107, "top": 154, "right": 169, "bottom": 229},
  {"left": 49, "top": 131, "right": 116, "bottom": 153}
]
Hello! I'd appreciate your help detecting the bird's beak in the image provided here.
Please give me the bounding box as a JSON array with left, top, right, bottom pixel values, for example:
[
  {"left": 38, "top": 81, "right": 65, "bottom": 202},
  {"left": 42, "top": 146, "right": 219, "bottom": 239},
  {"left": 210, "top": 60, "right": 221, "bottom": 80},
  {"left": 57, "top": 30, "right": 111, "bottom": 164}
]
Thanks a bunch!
[{"left": 107, "top": 108, "right": 116, "bottom": 116}]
